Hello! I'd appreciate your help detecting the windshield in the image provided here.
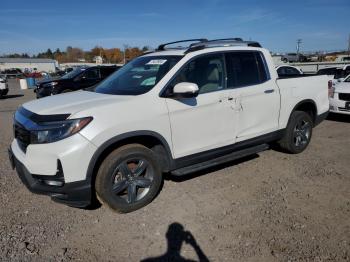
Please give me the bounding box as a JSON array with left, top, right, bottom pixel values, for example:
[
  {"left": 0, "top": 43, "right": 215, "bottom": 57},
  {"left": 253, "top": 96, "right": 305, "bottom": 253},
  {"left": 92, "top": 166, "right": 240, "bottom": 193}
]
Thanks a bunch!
[
  {"left": 94, "top": 55, "right": 182, "bottom": 95},
  {"left": 60, "top": 68, "right": 85, "bottom": 79}
]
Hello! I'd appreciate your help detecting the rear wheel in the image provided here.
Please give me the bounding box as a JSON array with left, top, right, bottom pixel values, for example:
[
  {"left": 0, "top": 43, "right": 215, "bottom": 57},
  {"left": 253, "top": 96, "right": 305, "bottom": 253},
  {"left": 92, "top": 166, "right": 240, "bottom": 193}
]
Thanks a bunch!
[
  {"left": 279, "top": 111, "right": 313, "bottom": 154},
  {"left": 95, "top": 144, "right": 162, "bottom": 213}
]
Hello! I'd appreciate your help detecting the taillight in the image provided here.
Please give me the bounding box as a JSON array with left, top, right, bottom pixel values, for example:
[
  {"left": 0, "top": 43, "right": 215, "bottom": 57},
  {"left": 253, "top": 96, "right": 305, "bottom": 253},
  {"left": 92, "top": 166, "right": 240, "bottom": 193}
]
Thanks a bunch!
[{"left": 328, "top": 80, "right": 334, "bottom": 98}]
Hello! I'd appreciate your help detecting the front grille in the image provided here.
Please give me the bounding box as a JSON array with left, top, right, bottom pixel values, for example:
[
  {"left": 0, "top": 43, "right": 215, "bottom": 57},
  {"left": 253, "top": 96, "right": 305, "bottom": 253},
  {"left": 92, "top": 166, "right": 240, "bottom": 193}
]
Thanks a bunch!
[
  {"left": 338, "top": 93, "right": 350, "bottom": 101},
  {"left": 14, "top": 122, "right": 31, "bottom": 152}
]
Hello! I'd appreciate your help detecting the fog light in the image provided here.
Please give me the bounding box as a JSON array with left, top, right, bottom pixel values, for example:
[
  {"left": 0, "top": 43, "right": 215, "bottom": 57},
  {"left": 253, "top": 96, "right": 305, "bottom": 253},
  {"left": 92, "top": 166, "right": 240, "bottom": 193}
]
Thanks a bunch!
[{"left": 43, "top": 180, "right": 64, "bottom": 187}]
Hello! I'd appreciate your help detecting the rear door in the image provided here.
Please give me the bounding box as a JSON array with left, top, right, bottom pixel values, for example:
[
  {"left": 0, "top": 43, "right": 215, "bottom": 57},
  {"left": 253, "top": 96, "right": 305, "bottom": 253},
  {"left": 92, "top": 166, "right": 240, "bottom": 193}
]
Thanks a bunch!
[
  {"left": 100, "top": 67, "right": 117, "bottom": 79},
  {"left": 80, "top": 68, "right": 101, "bottom": 88},
  {"left": 225, "top": 51, "right": 280, "bottom": 141}
]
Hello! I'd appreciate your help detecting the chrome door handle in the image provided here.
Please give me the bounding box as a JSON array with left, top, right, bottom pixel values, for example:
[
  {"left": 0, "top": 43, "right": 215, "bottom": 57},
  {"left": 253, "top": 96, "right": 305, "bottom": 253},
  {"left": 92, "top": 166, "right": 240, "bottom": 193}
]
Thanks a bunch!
[{"left": 264, "top": 89, "right": 274, "bottom": 94}]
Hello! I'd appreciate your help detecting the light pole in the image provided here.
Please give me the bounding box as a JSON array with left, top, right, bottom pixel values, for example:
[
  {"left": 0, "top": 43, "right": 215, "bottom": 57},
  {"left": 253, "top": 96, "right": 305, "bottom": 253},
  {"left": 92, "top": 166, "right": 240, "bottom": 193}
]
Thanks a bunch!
[
  {"left": 347, "top": 34, "right": 350, "bottom": 58},
  {"left": 296, "top": 39, "right": 302, "bottom": 55}
]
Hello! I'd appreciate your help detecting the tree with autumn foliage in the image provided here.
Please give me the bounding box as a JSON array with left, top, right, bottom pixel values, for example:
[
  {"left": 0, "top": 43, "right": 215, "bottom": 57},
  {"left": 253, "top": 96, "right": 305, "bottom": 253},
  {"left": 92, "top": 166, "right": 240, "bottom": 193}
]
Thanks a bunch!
[
  {"left": 104, "top": 48, "right": 123, "bottom": 63},
  {"left": 2, "top": 45, "right": 146, "bottom": 64}
]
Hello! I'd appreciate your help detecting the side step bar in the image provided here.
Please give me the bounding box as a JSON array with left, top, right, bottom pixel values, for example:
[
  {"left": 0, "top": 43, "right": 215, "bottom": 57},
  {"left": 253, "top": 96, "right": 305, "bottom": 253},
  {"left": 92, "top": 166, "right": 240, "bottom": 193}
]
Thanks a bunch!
[{"left": 171, "top": 143, "right": 269, "bottom": 176}]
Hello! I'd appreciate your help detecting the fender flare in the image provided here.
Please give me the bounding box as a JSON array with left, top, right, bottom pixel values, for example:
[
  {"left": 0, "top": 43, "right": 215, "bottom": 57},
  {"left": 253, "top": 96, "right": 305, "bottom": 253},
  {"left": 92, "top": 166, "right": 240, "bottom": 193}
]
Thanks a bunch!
[
  {"left": 286, "top": 99, "right": 318, "bottom": 125},
  {"left": 85, "top": 130, "right": 173, "bottom": 182}
]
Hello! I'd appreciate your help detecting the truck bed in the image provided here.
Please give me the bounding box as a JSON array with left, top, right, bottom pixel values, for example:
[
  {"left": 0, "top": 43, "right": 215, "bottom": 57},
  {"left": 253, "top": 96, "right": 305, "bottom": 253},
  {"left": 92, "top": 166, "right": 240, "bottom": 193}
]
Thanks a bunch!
[{"left": 276, "top": 75, "right": 329, "bottom": 128}]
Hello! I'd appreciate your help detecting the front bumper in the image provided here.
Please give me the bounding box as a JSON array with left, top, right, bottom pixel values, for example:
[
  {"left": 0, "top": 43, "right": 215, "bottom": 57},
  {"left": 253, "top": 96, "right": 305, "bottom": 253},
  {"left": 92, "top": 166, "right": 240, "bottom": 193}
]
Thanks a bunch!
[
  {"left": 35, "top": 86, "right": 52, "bottom": 98},
  {"left": 8, "top": 147, "right": 91, "bottom": 208},
  {"left": 329, "top": 97, "right": 350, "bottom": 115}
]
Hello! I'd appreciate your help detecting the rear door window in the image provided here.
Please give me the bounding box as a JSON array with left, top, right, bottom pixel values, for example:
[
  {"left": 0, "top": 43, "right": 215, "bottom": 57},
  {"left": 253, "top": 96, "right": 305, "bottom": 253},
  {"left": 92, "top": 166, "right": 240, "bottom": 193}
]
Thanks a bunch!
[
  {"left": 100, "top": 67, "right": 117, "bottom": 78},
  {"left": 84, "top": 68, "right": 100, "bottom": 79},
  {"left": 225, "top": 52, "right": 269, "bottom": 88}
]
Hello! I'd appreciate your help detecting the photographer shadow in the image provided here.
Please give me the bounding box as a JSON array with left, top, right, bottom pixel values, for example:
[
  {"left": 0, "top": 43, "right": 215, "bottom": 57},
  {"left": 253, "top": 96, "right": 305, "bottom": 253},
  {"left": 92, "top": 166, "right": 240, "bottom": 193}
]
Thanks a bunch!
[{"left": 141, "top": 222, "right": 209, "bottom": 262}]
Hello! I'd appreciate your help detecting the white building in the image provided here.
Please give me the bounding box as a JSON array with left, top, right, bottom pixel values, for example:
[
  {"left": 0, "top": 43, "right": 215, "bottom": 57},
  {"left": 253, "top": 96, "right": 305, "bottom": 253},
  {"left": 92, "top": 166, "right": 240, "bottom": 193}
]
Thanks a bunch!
[
  {"left": 93, "top": 56, "right": 103, "bottom": 65},
  {"left": 0, "top": 58, "right": 57, "bottom": 72}
]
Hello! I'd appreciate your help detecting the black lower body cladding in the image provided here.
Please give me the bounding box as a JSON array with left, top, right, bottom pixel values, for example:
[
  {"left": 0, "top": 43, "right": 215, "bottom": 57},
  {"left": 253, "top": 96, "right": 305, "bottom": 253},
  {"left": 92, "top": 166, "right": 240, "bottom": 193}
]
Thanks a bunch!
[{"left": 8, "top": 147, "right": 92, "bottom": 208}]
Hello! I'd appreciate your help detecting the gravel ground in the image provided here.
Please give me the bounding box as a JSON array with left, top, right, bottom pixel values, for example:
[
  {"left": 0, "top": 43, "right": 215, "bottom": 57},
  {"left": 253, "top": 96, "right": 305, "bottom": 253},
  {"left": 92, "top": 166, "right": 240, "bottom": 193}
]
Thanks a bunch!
[{"left": 0, "top": 80, "right": 349, "bottom": 262}]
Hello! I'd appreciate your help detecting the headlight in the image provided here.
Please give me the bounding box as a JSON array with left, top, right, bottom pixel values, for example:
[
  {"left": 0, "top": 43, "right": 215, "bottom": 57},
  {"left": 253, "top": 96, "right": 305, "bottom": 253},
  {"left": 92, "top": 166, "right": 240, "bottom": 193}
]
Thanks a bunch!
[{"left": 30, "top": 117, "right": 92, "bottom": 144}]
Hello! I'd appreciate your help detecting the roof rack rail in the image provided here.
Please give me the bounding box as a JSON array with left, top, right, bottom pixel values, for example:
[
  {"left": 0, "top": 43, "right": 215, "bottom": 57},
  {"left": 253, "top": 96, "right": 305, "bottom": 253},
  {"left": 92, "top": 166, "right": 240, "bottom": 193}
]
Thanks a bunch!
[
  {"left": 209, "top": 37, "right": 243, "bottom": 42},
  {"left": 184, "top": 38, "right": 262, "bottom": 53},
  {"left": 157, "top": 39, "right": 208, "bottom": 51}
]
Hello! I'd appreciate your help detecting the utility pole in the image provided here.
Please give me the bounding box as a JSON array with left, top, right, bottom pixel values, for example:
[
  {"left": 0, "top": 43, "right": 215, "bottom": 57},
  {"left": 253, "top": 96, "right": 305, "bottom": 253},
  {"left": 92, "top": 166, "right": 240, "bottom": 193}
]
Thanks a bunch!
[
  {"left": 123, "top": 44, "right": 127, "bottom": 65},
  {"left": 348, "top": 34, "right": 350, "bottom": 58},
  {"left": 296, "top": 39, "right": 302, "bottom": 55}
]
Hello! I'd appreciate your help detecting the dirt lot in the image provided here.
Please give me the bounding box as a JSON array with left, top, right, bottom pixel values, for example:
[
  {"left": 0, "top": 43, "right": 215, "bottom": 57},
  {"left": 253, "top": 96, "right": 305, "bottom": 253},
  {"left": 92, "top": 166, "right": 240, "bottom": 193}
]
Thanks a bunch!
[{"left": 0, "top": 80, "right": 349, "bottom": 261}]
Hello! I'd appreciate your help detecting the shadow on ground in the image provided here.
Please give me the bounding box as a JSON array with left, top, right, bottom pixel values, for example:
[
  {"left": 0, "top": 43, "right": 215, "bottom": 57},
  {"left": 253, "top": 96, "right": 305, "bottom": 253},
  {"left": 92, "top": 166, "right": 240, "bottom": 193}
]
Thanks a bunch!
[
  {"left": 141, "top": 222, "right": 209, "bottom": 262},
  {"left": 166, "top": 154, "right": 259, "bottom": 182},
  {"left": 326, "top": 113, "right": 350, "bottom": 123},
  {"left": 1, "top": 94, "right": 24, "bottom": 99}
]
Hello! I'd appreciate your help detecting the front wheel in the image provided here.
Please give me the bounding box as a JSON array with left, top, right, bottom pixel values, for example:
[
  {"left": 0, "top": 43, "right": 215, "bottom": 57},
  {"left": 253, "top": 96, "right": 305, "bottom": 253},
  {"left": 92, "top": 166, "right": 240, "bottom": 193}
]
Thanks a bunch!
[
  {"left": 95, "top": 144, "right": 162, "bottom": 213},
  {"left": 279, "top": 111, "right": 313, "bottom": 154}
]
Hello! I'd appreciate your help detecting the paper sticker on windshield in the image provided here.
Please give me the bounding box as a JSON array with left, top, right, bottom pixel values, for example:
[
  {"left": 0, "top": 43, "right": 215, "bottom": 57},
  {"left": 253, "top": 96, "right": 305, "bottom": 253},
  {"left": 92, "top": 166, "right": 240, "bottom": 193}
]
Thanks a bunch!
[{"left": 146, "top": 59, "right": 167, "bottom": 65}]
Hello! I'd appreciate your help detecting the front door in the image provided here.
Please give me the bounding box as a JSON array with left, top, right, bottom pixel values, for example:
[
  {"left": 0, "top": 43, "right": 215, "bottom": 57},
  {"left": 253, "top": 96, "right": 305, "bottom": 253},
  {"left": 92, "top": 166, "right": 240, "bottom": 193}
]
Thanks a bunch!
[{"left": 165, "top": 53, "right": 238, "bottom": 159}]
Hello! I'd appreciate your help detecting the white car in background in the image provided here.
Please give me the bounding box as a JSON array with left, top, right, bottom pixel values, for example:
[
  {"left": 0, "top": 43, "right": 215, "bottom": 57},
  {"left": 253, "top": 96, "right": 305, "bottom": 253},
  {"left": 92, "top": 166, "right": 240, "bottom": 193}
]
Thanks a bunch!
[
  {"left": 329, "top": 74, "right": 350, "bottom": 115},
  {"left": 0, "top": 76, "right": 9, "bottom": 97},
  {"left": 276, "top": 65, "right": 303, "bottom": 77}
]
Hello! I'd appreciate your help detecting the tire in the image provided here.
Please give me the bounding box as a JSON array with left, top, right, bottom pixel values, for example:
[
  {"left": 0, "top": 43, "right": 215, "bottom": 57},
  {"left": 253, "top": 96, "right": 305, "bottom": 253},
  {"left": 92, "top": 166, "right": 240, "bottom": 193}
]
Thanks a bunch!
[
  {"left": 95, "top": 144, "right": 162, "bottom": 213},
  {"left": 279, "top": 111, "right": 313, "bottom": 154}
]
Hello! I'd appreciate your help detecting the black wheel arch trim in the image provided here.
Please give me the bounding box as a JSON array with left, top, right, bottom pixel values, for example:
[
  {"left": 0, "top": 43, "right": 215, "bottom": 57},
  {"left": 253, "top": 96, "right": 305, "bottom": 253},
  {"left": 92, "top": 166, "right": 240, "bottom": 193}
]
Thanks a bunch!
[
  {"left": 86, "top": 130, "right": 174, "bottom": 182},
  {"left": 288, "top": 99, "right": 318, "bottom": 125}
]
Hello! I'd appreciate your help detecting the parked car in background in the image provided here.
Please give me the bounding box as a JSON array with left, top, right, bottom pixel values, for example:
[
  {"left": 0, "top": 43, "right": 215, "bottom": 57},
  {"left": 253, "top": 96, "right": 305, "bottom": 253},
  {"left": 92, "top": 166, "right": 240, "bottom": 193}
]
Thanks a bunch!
[
  {"left": 281, "top": 53, "right": 307, "bottom": 63},
  {"left": 329, "top": 74, "right": 350, "bottom": 115},
  {"left": 9, "top": 38, "right": 329, "bottom": 213},
  {"left": 276, "top": 65, "right": 303, "bottom": 77},
  {"left": 317, "top": 65, "right": 350, "bottom": 84},
  {"left": 0, "top": 68, "right": 23, "bottom": 78},
  {"left": 34, "top": 65, "right": 121, "bottom": 98},
  {"left": 318, "top": 65, "right": 350, "bottom": 77},
  {"left": 24, "top": 71, "right": 44, "bottom": 78},
  {"left": 0, "top": 76, "right": 9, "bottom": 97}
]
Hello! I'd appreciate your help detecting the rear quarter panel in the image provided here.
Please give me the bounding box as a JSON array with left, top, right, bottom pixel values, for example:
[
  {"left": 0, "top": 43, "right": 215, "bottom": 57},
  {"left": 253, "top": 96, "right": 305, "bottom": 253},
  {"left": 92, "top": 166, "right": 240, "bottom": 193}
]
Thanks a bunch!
[{"left": 276, "top": 75, "right": 329, "bottom": 128}]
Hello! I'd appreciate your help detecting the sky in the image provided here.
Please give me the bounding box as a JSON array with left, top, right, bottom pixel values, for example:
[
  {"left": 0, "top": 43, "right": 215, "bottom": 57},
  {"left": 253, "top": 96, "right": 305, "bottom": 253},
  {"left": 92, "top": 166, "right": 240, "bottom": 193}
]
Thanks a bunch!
[{"left": 0, "top": 0, "right": 349, "bottom": 55}]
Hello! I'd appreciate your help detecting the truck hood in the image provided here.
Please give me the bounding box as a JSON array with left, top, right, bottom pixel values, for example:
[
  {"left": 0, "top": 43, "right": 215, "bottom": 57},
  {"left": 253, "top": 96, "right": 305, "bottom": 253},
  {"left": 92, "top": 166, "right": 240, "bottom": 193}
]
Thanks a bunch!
[
  {"left": 335, "top": 82, "right": 350, "bottom": 93},
  {"left": 22, "top": 90, "right": 131, "bottom": 116},
  {"left": 37, "top": 77, "right": 61, "bottom": 85}
]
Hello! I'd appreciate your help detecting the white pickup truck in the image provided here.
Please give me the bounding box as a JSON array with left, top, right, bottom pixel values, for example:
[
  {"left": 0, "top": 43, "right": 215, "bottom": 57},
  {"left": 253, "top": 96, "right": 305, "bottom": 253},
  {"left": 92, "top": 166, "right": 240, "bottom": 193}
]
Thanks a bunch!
[{"left": 9, "top": 38, "right": 329, "bottom": 213}]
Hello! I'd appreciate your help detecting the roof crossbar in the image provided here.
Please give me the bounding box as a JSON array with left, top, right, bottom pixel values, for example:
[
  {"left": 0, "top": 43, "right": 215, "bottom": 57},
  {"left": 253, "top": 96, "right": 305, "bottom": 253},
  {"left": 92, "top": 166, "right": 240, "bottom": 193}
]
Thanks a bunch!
[
  {"left": 209, "top": 37, "right": 243, "bottom": 42},
  {"left": 157, "top": 39, "right": 208, "bottom": 51},
  {"left": 185, "top": 38, "right": 262, "bottom": 53},
  {"left": 155, "top": 38, "right": 262, "bottom": 54}
]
